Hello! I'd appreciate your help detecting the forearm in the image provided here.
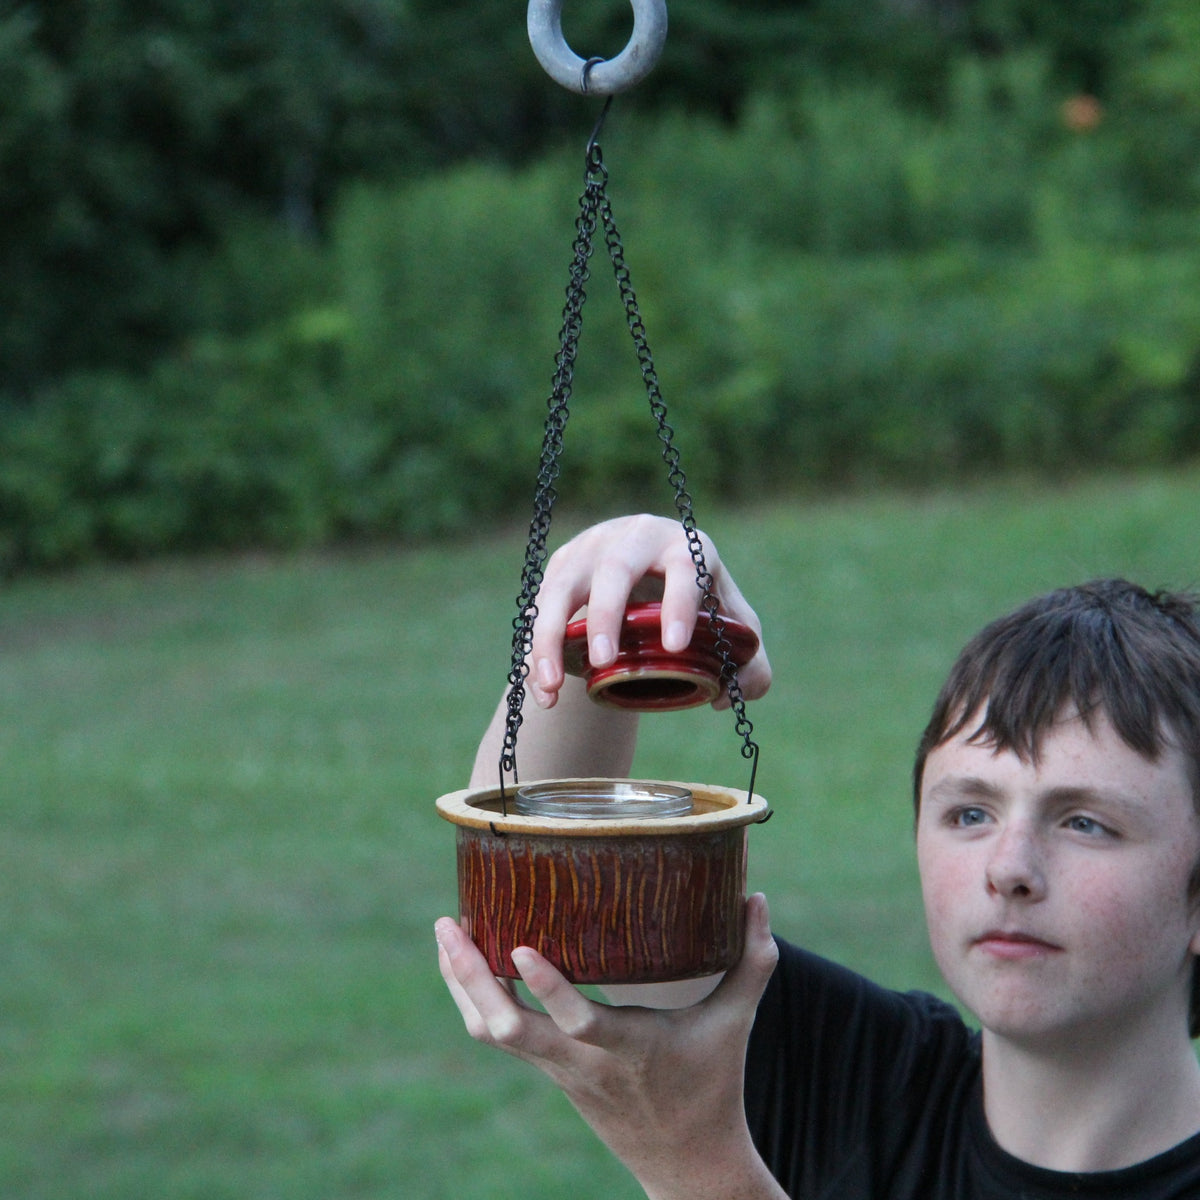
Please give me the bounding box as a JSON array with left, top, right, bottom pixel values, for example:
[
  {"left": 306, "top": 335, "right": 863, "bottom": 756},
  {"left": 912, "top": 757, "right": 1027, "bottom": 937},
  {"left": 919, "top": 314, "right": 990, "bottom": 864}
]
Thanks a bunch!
[
  {"left": 470, "top": 675, "right": 639, "bottom": 787},
  {"left": 638, "top": 1138, "right": 788, "bottom": 1200}
]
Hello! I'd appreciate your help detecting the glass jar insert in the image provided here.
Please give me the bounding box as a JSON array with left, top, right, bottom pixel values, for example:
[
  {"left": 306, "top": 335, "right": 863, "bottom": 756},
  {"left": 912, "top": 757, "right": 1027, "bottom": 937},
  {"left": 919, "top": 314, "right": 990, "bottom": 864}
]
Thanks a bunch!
[{"left": 514, "top": 780, "right": 693, "bottom": 820}]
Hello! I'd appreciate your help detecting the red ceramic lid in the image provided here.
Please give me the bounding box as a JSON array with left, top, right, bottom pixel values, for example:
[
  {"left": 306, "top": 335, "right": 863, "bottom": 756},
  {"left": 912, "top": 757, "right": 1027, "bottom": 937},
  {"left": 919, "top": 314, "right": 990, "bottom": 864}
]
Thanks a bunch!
[{"left": 563, "top": 600, "right": 759, "bottom": 711}]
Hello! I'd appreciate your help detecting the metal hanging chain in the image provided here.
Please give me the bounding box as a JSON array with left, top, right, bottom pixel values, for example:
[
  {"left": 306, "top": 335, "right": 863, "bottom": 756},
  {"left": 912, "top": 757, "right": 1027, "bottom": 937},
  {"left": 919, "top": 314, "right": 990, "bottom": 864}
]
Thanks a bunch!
[
  {"left": 593, "top": 133, "right": 760, "bottom": 803},
  {"left": 499, "top": 100, "right": 759, "bottom": 806},
  {"left": 497, "top": 107, "right": 607, "bottom": 813}
]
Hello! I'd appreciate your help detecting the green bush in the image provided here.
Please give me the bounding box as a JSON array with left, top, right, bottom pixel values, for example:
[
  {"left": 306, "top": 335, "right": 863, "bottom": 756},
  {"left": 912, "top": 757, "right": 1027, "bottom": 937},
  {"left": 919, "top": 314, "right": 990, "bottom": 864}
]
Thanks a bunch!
[
  {"left": 5, "top": 57, "right": 1200, "bottom": 573},
  {"left": 332, "top": 161, "right": 567, "bottom": 533},
  {"left": 0, "top": 328, "right": 343, "bottom": 573},
  {"left": 1110, "top": 0, "right": 1200, "bottom": 208},
  {"left": 622, "top": 52, "right": 1147, "bottom": 257}
]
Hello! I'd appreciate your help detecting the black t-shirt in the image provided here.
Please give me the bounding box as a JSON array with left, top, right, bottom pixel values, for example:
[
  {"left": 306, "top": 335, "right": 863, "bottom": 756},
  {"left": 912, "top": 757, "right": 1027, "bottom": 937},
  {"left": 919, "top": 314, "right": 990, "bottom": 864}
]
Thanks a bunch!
[{"left": 744, "top": 937, "right": 1200, "bottom": 1199}]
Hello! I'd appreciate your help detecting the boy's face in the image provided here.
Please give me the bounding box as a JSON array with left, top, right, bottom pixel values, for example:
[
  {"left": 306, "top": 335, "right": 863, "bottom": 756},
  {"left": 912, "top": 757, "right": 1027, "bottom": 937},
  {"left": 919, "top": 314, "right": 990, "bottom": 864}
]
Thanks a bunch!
[{"left": 916, "top": 708, "right": 1200, "bottom": 1051}]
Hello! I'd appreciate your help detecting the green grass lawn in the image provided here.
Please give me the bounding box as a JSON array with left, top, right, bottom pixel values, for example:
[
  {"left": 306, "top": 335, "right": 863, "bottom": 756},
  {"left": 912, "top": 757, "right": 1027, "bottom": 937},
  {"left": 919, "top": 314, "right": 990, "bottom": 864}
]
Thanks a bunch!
[{"left": 3, "top": 469, "right": 1200, "bottom": 1199}]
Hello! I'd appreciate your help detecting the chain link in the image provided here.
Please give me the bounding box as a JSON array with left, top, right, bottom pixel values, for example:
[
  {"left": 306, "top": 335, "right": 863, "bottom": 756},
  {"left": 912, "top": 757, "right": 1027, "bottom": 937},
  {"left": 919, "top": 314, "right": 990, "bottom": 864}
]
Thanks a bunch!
[
  {"left": 595, "top": 186, "right": 759, "bottom": 777},
  {"left": 500, "top": 108, "right": 760, "bottom": 804},
  {"left": 498, "top": 152, "right": 606, "bottom": 809}
]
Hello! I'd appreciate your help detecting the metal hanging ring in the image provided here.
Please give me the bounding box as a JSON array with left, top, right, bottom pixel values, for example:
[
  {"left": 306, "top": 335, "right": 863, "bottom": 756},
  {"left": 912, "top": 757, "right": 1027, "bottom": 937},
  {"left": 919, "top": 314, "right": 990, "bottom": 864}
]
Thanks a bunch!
[{"left": 527, "top": 0, "right": 667, "bottom": 95}]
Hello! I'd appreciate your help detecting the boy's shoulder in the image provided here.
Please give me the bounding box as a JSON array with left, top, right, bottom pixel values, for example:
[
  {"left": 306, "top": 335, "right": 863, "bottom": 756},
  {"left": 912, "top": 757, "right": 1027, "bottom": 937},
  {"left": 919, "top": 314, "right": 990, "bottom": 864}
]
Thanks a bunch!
[
  {"left": 745, "top": 938, "right": 978, "bottom": 1197},
  {"left": 745, "top": 939, "right": 1200, "bottom": 1199},
  {"left": 750, "top": 936, "right": 974, "bottom": 1075}
]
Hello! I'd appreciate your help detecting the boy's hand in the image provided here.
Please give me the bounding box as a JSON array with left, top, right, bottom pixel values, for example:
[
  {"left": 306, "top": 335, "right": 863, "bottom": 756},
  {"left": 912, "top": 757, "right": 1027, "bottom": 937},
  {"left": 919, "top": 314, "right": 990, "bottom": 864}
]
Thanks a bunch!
[
  {"left": 527, "top": 514, "right": 771, "bottom": 710},
  {"left": 435, "top": 893, "right": 784, "bottom": 1200}
]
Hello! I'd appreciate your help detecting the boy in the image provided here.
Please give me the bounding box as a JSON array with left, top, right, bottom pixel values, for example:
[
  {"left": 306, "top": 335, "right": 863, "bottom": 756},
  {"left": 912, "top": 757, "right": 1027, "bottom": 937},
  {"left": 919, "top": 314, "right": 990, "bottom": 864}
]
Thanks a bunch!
[{"left": 435, "top": 514, "right": 1200, "bottom": 1199}]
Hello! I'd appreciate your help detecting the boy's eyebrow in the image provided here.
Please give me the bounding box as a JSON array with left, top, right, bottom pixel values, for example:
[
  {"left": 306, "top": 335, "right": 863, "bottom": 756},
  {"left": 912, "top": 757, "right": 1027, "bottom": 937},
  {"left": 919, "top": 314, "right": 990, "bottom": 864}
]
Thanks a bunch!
[
  {"left": 924, "top": 776, "right": 1004, "bottom": 804},
  {"left": 1036, "top": 784, "right": 1146, "bottom": 818},
  {"left": 925, "top": 776, "right": 1147, "bottom": 816}
]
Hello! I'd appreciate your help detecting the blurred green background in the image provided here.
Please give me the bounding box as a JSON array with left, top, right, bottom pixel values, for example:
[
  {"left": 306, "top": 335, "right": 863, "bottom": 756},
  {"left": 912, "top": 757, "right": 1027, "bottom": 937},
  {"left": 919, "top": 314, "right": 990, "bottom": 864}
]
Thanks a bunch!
[
  {"left": 4, "top": 475, "right": 1200, "bottom": 1198},
  {"left": 4, "top": 2, "right": 1200, "bottom": 1197}
]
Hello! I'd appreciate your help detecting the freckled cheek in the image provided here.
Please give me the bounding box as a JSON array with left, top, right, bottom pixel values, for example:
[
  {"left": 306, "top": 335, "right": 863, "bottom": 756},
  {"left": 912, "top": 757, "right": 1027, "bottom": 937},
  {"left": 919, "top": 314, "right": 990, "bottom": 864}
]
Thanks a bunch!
[
  {"left": 917, "top": 845, "right": 976, "bottom": 944},
  {"left": 1069, "top": 867, "right": 1186, "bottom": 966}
]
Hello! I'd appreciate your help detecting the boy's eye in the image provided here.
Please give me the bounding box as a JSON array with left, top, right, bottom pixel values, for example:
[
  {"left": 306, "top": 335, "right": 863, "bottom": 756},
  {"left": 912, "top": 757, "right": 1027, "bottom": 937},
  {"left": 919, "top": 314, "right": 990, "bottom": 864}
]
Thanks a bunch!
[
  {"left": 950, "top": 806, "right": 989, "bottom": 827},
  {"left": 1065, "top": 814, "right": 1112, "bottom": 837}
]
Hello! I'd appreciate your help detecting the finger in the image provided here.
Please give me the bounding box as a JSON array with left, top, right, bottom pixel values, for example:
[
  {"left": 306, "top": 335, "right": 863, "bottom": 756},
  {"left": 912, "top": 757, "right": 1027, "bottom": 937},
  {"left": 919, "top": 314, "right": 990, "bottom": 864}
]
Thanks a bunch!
[
  {"left": 435, "top": 918, "right": 543, "bottom": 1052},
  {"left": 534, "top": 516, "right": 685, "bottom": 679},
  {"left": 528, "top": 519, "right": 639, "bottom": 703},
  {"left": 710, "top": 571, "right": 772, "bottom": 701},
  {"left": 512, "top": 946, "right": 613, "bottom": 1047},
  {"left": 571, "top": 557, "right": 644, "bottom": 671},
  {"left": 582, "top": 514, "right": 713, "bottom": 664},
  {"left": 655, "top": 531, "right": 772, "bottom": 702},
  {"left": 437, "top": 934, "right": 491, "bottom": 1041},
  {"left": 528, "top": 651, "right": 564, "bottom": 710},
  {"left": 709, "top": 894, "right": 779, "bottom": 1014},
  {"left": 710, "top": 642, "right": 771, "bottom": 711},
  {"left": 529, "top": 558, "right": 594, "bottom": 706},
  {"left": 734, "top": 646, "right": 773, "bottom": 702},
  {"left": 657, "top": 535, "right": 707, "bottom": 654}
]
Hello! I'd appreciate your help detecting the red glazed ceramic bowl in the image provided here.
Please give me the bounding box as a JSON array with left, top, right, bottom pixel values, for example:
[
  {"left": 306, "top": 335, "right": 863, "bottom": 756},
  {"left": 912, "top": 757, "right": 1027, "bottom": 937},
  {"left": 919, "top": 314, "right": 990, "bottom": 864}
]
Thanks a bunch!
[
  {"left": 436, "top": 778, "right": 770, "bottom": 984},
  {"left": 563, "top": 601, "right": 759, "bottom": 711}
]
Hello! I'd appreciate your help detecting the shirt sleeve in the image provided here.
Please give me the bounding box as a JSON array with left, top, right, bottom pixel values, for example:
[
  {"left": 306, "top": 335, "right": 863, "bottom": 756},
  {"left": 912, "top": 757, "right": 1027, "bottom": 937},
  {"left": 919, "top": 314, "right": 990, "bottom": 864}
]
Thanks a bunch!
[{"left": 744, "top": 937, "right": 978, "bottom": 1199}]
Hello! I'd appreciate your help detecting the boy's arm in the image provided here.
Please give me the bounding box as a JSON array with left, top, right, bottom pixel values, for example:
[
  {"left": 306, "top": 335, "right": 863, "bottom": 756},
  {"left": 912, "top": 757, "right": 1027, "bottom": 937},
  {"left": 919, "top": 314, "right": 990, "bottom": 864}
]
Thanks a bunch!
[{"left": 469, "top": 673, "right": 639, "bottom": 787}]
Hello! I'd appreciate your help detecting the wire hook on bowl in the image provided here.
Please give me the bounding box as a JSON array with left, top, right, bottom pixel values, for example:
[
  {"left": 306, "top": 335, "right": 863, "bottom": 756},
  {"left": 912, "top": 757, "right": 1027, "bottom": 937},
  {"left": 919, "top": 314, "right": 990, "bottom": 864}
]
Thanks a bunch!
[{"left": 527, "top": 0, "right": 667, "bottom": 96}]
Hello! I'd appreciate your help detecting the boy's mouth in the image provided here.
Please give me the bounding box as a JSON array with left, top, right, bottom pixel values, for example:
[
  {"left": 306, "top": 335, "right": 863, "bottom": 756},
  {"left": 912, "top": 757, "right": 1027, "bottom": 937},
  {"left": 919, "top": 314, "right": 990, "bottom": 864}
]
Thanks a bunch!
[{"left": 973, "top": 929, "right": 1062, "bottom": 959}]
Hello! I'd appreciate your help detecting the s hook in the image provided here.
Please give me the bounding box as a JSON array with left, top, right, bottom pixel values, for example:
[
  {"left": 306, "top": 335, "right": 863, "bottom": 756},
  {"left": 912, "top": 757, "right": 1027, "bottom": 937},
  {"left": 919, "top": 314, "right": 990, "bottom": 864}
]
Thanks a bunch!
[{"left": 527, "top": 0, "right": 667, "bottom": 96}]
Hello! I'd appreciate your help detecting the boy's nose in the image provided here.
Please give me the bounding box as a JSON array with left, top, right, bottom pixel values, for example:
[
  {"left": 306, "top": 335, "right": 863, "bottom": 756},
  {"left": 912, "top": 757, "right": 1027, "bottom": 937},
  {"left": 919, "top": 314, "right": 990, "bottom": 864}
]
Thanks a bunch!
[{"left": 985, "top": 825, "right": 1047, "bottom": 901}]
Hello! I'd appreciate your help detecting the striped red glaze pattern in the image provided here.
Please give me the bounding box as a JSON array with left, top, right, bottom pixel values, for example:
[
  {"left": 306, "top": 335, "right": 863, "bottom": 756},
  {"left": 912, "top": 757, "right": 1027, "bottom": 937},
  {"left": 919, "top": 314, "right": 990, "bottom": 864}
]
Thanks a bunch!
[{"left": 457, "top": 826, "right": 748, "bottom": 983}]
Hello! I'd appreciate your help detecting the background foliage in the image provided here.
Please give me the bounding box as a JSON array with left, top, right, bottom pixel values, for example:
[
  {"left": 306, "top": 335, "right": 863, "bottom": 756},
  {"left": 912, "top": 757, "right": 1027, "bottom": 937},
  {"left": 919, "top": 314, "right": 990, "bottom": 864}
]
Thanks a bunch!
[{"left": 2, "top": 0, "right": 1200, "bottom": 572}]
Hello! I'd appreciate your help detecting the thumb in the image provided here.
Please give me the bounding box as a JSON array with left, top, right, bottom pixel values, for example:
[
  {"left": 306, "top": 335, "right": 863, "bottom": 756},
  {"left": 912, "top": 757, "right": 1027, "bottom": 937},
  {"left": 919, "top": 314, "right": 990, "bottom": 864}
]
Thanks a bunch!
[{"left": 713, "top": 892, "right": 778, "bottom": 1010}]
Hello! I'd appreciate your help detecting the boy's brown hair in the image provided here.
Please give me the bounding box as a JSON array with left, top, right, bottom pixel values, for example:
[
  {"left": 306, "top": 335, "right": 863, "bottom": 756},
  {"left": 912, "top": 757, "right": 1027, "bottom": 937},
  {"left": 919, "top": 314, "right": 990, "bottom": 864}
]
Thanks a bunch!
[{"left": 911, "top": 579, "right": 1200, "bottom": 1038}]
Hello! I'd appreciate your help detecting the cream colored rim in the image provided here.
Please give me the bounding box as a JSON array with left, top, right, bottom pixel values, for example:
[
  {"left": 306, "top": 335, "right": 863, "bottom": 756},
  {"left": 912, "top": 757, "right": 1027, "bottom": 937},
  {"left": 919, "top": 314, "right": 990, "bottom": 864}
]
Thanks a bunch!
[
  {"left": 436, "top": 777, "right": 769, "bottom": 836},
  {"left": 586, "top": 666, "right": 719, "bottom": 707}
]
